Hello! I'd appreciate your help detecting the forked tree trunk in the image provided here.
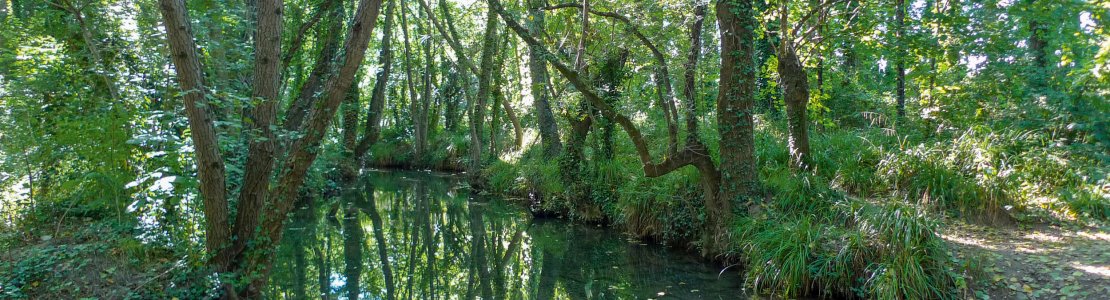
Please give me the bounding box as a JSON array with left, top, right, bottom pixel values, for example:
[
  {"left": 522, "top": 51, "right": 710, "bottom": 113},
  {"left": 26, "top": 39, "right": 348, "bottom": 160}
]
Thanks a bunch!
[
  {"left": 230, "top": 0, "right": 284, "bottom": 273},
  {"left": 251, "top": 0, "right": 383, "bottom": 294},
  {"left": 160, "top": 0, "right": 385, "bottom": 297}
]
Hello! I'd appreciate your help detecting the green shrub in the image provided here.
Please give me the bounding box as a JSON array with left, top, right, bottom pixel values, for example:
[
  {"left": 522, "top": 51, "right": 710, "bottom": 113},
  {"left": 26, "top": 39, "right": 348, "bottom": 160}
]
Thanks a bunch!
[{"left": 484, "top": 160, "right": 522, "bottom": 195}]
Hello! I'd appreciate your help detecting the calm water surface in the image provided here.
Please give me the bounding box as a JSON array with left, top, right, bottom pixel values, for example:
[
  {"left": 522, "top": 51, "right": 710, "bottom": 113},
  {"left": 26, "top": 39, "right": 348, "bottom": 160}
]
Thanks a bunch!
[{"left": 269, "top": 170, "right": 742, "bottom": 299}]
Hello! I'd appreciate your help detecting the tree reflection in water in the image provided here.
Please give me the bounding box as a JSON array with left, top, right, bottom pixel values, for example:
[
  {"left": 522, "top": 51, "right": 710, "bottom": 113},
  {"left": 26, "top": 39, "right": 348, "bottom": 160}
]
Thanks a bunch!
[{"left": 269, "top": 171, "right": 740, "bottom": 299}]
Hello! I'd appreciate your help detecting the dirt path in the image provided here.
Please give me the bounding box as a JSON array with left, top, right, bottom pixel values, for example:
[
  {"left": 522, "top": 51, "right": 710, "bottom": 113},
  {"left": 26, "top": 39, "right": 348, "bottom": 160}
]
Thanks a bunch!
[{"left": 944, "top": 222, "right": 1110, "bottom": 300}]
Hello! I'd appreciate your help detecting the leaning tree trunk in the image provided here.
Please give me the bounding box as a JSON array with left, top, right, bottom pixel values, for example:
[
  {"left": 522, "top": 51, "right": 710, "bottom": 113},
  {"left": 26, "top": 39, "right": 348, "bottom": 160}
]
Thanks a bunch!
[
  {"left": 353, "top": 0, "right": 396, "bottom": 160},
  {"left": 249, "top": 0, "right": 385, "bottom": 296},
  {"left": 490, "top": 0, "right": 726, "bottom": 254},
  {"left": 157, "top": 0, "right": 232, "bottom": 271},
  {"left": 283, "top": 2, "right": 345, "bottom": 133}
]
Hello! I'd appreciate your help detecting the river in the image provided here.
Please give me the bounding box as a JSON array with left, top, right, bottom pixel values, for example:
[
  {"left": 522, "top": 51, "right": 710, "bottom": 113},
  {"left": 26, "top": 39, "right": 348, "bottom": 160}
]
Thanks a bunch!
[{"left": 267, "top": 170, "right": 742, "bottom": 299}]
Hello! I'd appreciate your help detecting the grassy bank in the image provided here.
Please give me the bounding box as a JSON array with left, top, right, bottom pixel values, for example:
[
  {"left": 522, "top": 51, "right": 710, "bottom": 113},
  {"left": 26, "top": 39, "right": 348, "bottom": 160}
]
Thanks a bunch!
[{"left": 468, "top": 118, "right": 1108, "bottom": 299}]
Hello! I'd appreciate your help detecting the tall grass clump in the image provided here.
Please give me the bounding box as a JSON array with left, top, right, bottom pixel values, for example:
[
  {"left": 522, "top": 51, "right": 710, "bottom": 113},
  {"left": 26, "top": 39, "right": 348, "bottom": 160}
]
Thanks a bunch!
[
  {"left": 810, "top": 129, "right": 888, "bottom": 197},
  {"left": 367, "top": 129, "right": 414, "bottom": 169},
  {"left": 733, "top": 199, "right": 962, "bottom": 299},
  {"left": 735, "top": 215, "right": 827, "bottom": 298},
  {"left": 846, "top": 201, "right": 962, "bottom": 299},
  {"left": 484, "top": 160, "right": 522, "bottom": 195}
]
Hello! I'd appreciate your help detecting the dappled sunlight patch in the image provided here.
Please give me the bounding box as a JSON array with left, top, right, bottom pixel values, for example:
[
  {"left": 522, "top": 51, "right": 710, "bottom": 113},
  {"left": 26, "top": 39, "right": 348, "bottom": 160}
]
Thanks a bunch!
[
  {"left": 1071, "top": 262, "right": 1110, "bottom": 278},
  {"left": 945, "top": 221, "right": 1110, "bottom": 298},
  {"left": 941, "top": 233, "right": 1001, "bottom": 251}
]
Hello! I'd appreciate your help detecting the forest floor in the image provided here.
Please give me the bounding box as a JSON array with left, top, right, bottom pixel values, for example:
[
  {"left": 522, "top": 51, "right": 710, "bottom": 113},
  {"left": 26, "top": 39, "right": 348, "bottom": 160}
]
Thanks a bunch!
[
  {"left": 945, "top": 221, "right": 1110, "bottom": 300},
  {"left": 0, "top": 218, "right": 179, "bottom": 299}
]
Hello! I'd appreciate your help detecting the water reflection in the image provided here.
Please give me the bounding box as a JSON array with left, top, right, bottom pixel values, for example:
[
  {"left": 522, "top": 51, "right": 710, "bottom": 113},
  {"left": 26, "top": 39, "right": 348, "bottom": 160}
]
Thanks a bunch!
[{"left": 269, "top": 171, "right": 741, "bottom": 299}]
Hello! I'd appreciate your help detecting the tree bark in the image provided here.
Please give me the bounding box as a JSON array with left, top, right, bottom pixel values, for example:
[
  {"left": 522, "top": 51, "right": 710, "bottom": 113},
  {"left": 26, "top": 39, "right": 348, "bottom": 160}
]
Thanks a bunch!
[
  {"left": 248, "top": 0, "right": 384, "bottom": 295},
  {"left": 228, "top": 0, "right": 284, "bottom": 275},
  {"left": 282, "top": 2, "right": 345, "bottom": 133},
  {"left": 157, "top": 0, "right": 232, "bottom": 271},
  {"left": 895, "top": 0, "right": 906, "bottom": 118},
  {"left": 469, "top": 5, "right": 499, "bottom": 185},
  {"left": 526, "top": 0, "right": 562, "bottom": 158},
  {"left": 777, "top": 44, "right": 811, "bottom": 170},
  {"left": 490, "top": 0, "right": 723, "bottom": 249},
  {"left": 340, "top": 76, "right": 361, "bottom": 180},
  {"left": 715, "top": 0, "right": 760, "bottom": 250}
]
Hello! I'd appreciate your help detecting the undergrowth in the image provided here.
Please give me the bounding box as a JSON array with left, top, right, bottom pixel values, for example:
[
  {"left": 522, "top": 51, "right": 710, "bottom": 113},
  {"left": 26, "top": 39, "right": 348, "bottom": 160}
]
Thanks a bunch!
[
  {"left": 479, "top": 116, "right": 1106, "bottom": 298},
  {"left": 0, "top": 204, "right": 214, "bottom": 299}
]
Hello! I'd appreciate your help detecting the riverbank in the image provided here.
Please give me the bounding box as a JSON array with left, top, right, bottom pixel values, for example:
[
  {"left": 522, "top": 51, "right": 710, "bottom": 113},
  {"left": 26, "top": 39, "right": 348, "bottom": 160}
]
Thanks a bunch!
[
  {"left": 3, "top": 170, "right": 1107, "bottom": 299},
  {"left": 380, "top": 120, "right": 1109, "bottom": 299}
]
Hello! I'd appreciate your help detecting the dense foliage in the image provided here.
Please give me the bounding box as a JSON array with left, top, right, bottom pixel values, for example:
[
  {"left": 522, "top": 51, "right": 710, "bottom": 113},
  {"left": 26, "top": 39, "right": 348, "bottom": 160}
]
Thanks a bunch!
[{"left": 1, "top": 0, "right": 1107, "bottom": 298}]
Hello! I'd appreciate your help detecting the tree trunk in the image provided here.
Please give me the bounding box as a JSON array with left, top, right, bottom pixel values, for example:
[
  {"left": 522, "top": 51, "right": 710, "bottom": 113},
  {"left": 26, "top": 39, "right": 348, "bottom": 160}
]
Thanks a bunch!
[
  {"left": 282, "top": 2, "right": 345, "bottom": 133},
  {"left": 895, "top": 0, "right": 906, "bottom": 118},
  {"left": 399, "top": 4, "right": 423, "bottom": 162},
  {"left": 683, "top": 3, "right": 707, "bottom": 136},
  {"left": 248, "top": 0, "right": 384, "bottom": 295},
  {"left": 340, "top": 77, "right": 362, "bottom": 180},
  {"left": 157, "top": 0, "right": 232, "bottom": 271},
  {"left": 1026, "top": 0, "right": 1047, "bottom": 90},
  {"left": 715, "top": 0, "right": 760, "bottom": 251},
  {"left": 354, "top": 0, "right": 395, "bottom": 159},
  {"left": 526, "top": 0, "right": 562, "bottom": 158},
  {"left": 469, "top": 5, "right": 500, "bottom": 185},
  {"left": 418, "top": 10, "right": 435, "bottom": 162},
  {"left": 777, "top": 45, "right": 811, "bottom": 170},
  {"left": 229, "top": 0, "right": 284, "bottom": 277}
]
